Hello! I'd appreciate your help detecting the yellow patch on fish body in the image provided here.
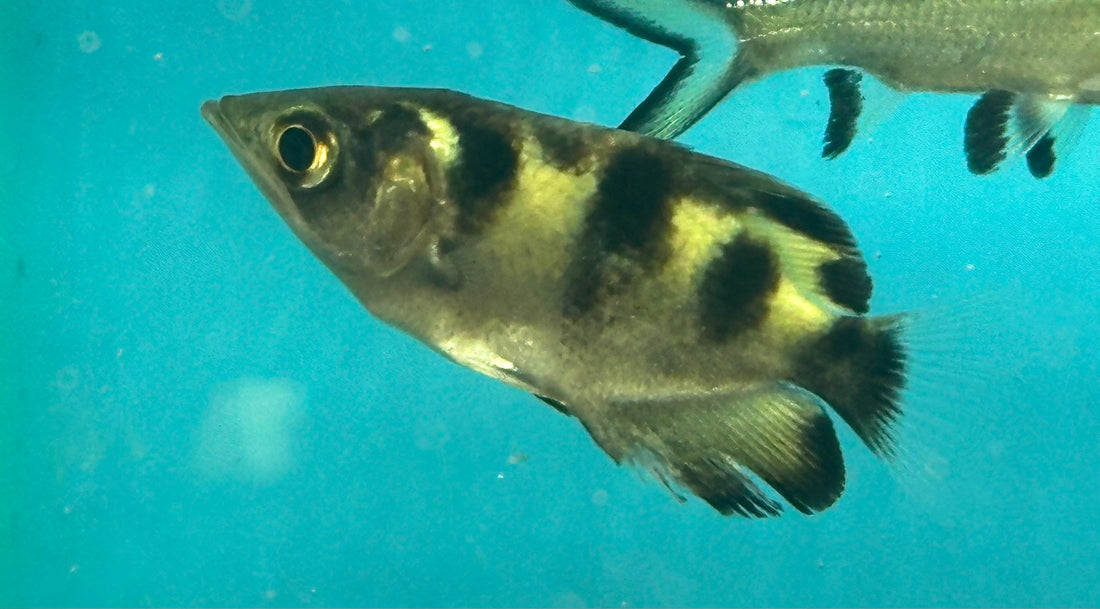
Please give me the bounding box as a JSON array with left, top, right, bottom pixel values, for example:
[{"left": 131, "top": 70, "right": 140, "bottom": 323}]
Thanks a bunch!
[{"left": 203, "top": 86, "right": 909, "bottom": 518}]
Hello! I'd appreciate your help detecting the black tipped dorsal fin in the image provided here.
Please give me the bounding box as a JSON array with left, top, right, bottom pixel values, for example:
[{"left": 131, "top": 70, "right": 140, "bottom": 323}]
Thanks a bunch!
[
  {"left": 965, "top": 90, "right": 1015, "bottom": 175},
  {"left": 567, "top": 0, "right": 755, "bottom": 139},
  {"left": 591, "top": 383, "right": 846, "bottom": 517}
]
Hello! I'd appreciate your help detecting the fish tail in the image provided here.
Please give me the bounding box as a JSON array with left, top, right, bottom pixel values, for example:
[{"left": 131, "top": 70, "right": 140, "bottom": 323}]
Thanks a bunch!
[{"left": 791, "top": 314, "right": 909, "bottom": 460}]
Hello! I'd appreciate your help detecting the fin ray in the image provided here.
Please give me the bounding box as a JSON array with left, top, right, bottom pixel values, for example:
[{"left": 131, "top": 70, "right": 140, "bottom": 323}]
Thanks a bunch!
[{"left": 589, "top": 383, "right": 846, "bottom": 517}]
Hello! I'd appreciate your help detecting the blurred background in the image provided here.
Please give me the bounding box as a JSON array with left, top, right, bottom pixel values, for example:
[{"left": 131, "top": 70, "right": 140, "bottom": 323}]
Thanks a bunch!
[{"left": 2, "top": 0, "right": 1099, "bottom": 605}]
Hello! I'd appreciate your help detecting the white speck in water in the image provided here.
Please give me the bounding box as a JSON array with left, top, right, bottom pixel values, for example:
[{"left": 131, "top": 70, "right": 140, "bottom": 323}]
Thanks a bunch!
[
  {"left": 393, "top": 26, "right": 410, "bottom": 43},
  {"left": 591, "top": 489, "right": 609, "bottom": 506},
  {"left": 422, "top": 43, "right": 433, "bottom": 51},
  {"left": 466, "top": 41, "right": 483, "bottom": 58},
  {"left": 153, "top": 52, "right": 163, "bottom": 62},
  {"left": 965, "top": 263, "right": 975, "bottom": 271},
  {"left": 587, "top": 63, "right": 602, "bottom": 74},
  {"left": 77, "top": 31, "right": 101, "bottom": 54},
  {"left": 142, "top": 183, "right": 156, "bottom": 198}
]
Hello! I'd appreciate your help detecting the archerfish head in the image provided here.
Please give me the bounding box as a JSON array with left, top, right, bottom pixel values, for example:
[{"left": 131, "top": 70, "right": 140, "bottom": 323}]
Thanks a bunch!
[{"left": 202, "top": 86, "right": 455, "bottom": 282}]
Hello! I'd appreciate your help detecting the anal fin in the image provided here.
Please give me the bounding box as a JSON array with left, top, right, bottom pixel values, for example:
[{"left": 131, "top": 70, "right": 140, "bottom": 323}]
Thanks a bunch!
[{"left": 591, "top": 383, "right": 845, "bottom": 517}]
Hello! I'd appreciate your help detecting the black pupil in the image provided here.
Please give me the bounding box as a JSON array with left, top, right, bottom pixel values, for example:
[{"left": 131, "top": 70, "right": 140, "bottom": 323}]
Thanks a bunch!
[{"left": 278, "top": 126, "right": 316, "bottom": 173}]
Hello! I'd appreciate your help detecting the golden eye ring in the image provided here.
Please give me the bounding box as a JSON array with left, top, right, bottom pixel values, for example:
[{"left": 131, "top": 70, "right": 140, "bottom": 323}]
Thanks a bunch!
[{"left": 274, "top": 122, "right": 337, "bottom": 188}]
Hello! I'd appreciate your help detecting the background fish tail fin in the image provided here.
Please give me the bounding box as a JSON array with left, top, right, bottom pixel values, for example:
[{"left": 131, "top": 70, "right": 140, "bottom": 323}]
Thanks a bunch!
[
  {"left": 590, "top": 384, "right": 846, "bottom": 517},
  {"left": 621, "top": 49, "right": 757, "bottom": 139},
  {"left": 566, "top": 0, "right": 754, "bottom": 139}
]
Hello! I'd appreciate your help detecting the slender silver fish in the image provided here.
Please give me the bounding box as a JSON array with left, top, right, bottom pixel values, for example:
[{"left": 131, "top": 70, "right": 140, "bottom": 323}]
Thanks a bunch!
[
  {"left": 203, "top": 86, "right": 915, "bottom": 517},
  {"left": 567, "top": 0, "right": 1100, "bottom": 177}
]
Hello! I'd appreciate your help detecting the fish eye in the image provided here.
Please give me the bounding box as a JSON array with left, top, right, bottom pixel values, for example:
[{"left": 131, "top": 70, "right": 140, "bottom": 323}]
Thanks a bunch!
[
  {"left": 272, "top": 117, "right": 338, "bottom": 189},
  {"left": 277, "top": 125, "right": 318, "bottom": 174}
]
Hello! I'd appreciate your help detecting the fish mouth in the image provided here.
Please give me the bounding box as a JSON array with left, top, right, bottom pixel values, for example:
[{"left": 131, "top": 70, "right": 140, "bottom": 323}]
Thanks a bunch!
[
  {"left": 201, "top": 98, "right": 304, "bottom": 229},
  {"left": 201, "top": 97, "right": 364, "bottom": 276}
]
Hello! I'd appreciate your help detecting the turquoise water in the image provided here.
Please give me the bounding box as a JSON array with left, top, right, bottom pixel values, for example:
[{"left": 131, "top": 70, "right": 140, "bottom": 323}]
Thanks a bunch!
[{"left": 4, "top": 1, "right": 1100, "bottom": 606}]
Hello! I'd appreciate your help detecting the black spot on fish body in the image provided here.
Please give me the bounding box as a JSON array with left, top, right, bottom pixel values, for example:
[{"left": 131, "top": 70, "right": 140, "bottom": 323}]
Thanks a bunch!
[
  {"left": 448, "top": 115, "right": 520, "bottom": 235},
  {"left": 965, "top": 90, "right": 1014, "bottom": 175},
  {"left": 822, "top": 68, "right": 863, "bottom": 159},
  {"left": 1026, "top": 132, "right": 1056, "bottom": 178},
  {"left": 589, "top": 146, "right": 673, "bottom": 255},
  {"left": 818, "top": 257, "right": 872, "bottom": 314},
  {"left": 563, "top": 145, "right": 674, "bottom": 318},
  {"left": 369, "top": 104, "right": 431, "bottom": 154},
  {"left": 698, "top": 234, "right": 779, "bottom": 342},
  {"left": 531, "top": 122, "right": 592, "bottom": 173}
]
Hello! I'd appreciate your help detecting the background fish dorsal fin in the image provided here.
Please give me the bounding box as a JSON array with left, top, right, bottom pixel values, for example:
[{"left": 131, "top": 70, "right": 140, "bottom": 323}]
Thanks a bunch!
[{"left": 820, "top": 67, "right": 906, "bottom": 160}]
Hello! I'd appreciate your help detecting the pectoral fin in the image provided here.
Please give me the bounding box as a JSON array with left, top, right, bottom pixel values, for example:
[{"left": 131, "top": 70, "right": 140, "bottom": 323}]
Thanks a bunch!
[{"left": 587, "top": 383, "right": 845, "bottom": 517}]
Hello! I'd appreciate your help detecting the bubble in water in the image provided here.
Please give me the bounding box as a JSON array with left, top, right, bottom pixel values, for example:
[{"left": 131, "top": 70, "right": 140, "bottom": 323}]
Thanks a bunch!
[
  {"left": 217, "top": 0, "right": 253, "bottom": 22},
  {"left": 77, "top": 31, "right": 101, "bottom": 54},
  {"left": 192, "top": 377, "right": 306, "bottom": 484}
]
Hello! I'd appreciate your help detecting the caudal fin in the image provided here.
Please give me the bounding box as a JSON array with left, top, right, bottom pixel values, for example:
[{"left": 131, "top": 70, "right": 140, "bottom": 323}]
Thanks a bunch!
[{"left": 792, "top": 315, "right": 908, "bottom": 459}]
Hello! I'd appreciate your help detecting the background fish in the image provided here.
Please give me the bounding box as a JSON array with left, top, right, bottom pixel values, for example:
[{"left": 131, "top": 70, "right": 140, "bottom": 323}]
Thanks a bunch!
[
  {"left": 566, "top": 0, "right": 1100, "bottom": 177},
  {"left": 203, "top": 86, "right": 915, "bottom": 517}
]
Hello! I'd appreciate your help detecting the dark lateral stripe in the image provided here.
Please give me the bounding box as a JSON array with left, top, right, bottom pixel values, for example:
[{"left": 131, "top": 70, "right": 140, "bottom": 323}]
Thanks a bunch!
[
  {"left": 965, "top": 90, "right": 1015, "bottom": 175},
  {"left": 821, "top": 68, "right": 863, "bottom": 160},
  {"left": 753, "top": 191, "right": 859, "bottom": 252},
  {"left": 563, "top": 145, "right": 674, "bottom": 318},
  {"left": 698, "top": 234, "right": 779, "bottom": 342},
  {"left": 531, "top": 119, "right": 592, "bottom": 173},
  {"left": 1026, "top": 131, "right": 1056, "bottom": 178},
  {"left": 589, "top": 146, "right": 674, "bottom": 254},
  {"left": 448, "top": 114, "right": 520, "bottom": 235},
  {"left": 818, "top": 256, "right": 872, "bottom": 314}
]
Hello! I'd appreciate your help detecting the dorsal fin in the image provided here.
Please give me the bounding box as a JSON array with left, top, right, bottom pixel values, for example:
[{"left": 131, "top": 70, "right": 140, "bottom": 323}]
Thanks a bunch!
[
  {"left": 685, "top": 153, "right": 873, "bottom": 314},
  {"left": 822, "top": 68, "right": 864, "bottom": 159}
]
